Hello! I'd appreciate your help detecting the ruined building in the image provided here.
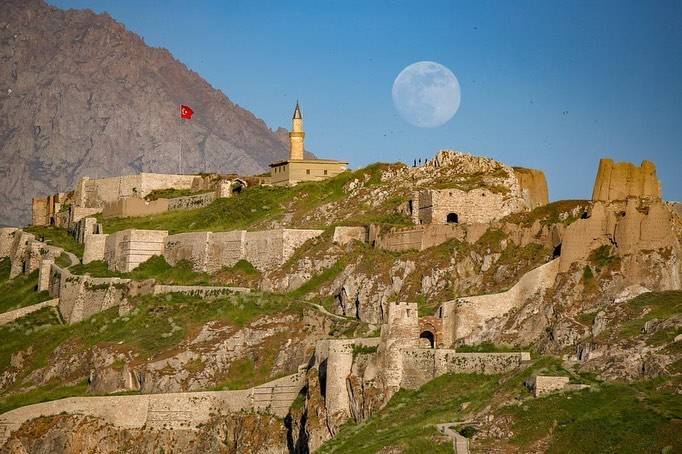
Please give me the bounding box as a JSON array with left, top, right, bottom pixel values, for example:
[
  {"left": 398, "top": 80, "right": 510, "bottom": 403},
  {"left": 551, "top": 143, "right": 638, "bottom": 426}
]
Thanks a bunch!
[
  {"left": 269, "top": 102, "right": 348, "bottom": 185},
  {"left": 408, "top": 151, "right": 549, "bottom": 225}
]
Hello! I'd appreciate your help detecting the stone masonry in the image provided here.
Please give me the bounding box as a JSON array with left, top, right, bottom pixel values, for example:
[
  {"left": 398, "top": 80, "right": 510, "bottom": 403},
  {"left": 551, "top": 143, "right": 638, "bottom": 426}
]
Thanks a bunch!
[
  {"left": 104, "top": 229, "right": 169, "bottom": 272},
  {"left": 0, "top": 372, "right": 305, "bottom": 444}
]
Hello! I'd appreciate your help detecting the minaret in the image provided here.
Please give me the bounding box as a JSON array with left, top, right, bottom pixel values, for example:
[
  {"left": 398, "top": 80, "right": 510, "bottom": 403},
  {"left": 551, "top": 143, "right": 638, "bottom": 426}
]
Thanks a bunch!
[{"left": 289, "top": 101, "right": 305, "bottom": 160}]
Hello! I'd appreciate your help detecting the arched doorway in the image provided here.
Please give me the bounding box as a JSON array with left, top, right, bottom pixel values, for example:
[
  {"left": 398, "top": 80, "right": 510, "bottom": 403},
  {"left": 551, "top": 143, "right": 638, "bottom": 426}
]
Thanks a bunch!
[
  {"left": 419, "top": 330, "right": 435, "bottom": 349},
  {"left": 446, "top": 212, "right": 459, "bottom": 224}
]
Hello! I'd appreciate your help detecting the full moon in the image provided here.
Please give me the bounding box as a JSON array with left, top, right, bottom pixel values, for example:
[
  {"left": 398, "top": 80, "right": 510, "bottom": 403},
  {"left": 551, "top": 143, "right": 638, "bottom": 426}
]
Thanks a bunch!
[{"left": 392, "top": 61, "right": 461, "bottom": 128}]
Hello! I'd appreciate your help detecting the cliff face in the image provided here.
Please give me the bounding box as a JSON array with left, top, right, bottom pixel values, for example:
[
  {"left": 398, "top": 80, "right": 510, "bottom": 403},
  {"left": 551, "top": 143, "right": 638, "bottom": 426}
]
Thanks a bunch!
[{"left": 0, "top": 0, "right": 290, "bottom": 226}]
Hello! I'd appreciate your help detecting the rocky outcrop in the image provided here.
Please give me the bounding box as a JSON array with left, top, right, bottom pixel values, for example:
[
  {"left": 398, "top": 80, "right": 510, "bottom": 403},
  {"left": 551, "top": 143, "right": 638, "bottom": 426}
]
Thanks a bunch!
[
  {"left": 0, "top": 0, "right": 292, "bottom": 226},
  {"left": 3, "top": 412, "right": 289, "bottom": 454}
]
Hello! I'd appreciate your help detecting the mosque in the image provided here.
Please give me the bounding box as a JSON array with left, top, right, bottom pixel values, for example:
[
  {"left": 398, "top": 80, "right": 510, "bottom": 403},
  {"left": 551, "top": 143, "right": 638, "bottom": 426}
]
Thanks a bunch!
[{"left": 269, "top": 102, "right": 348, "bottom": 185}]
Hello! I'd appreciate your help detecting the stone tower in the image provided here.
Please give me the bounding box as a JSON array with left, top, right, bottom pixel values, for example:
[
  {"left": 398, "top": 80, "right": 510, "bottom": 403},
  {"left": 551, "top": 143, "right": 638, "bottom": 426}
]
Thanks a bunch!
[
  {"left": 377, "top": 302, "right": 420, "bottom": 392},
  {"left": 289, "top": 102, "right": 305, "bottom": 160}
]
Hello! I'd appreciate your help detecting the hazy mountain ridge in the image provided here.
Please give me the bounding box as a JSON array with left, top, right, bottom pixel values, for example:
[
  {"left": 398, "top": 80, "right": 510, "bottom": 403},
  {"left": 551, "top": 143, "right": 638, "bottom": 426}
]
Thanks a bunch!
[{"left": 0, "top": 0, "right": 290, "bottom": 226}]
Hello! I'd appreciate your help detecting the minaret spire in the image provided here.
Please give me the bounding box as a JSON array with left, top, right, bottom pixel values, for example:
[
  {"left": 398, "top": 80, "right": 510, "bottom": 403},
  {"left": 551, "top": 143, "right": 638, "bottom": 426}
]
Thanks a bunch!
[{"left": 289, "top": 101, "right": 305, "bottom": 160}]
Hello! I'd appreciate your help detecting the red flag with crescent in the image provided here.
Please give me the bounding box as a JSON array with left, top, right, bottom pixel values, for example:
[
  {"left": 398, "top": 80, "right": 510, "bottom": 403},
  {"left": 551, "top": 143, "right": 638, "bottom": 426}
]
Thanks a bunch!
[{"left": 180, "top": 105, "right": 194, "bottom": 119}]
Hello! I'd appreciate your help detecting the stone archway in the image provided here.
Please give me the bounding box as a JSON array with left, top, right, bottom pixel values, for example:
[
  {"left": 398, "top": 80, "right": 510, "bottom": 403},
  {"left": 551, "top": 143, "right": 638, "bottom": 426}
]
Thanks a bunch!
[
  {"left": 419, "top": 330, "right": 435, "bottom": 349},
  {"left": 446, "top": 212, "right": 459, "bottom": 224}
]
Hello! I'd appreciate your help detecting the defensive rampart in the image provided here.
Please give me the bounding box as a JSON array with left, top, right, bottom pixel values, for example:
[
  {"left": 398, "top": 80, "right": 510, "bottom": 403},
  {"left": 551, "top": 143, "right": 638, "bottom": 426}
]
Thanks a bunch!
[
  {"left": 0, "top": 372, "right": 305, "bottom": 444},
  {"left": 400, "top": 350, "right": 531, "bottom": 389},
  {"left": 46, "top": 264, "right": 131, "bottom": 324},
  {"left": 439, "top": 259, "right": 560, "bottom": 345},
  {"left": 0, "top": 299, "right": 59, "bottom": 326}
]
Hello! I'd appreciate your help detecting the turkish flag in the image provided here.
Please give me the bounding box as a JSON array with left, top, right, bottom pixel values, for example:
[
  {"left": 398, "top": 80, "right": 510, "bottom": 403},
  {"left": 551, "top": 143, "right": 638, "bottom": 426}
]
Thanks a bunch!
[{"left": 180, "top": 105, "right": 194, "bottom": 119}]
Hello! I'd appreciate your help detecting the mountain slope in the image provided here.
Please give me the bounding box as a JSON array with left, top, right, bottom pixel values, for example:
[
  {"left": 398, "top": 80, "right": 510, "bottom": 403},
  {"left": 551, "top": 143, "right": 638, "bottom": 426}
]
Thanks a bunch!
[{"left": 0, "top": 0, "right": 290, "bottom": 226}]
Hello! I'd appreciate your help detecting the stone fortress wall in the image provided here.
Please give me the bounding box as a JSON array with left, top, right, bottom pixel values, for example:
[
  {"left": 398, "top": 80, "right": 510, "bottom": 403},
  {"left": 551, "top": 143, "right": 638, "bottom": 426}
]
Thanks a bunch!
[
  {"left": 87, "top": 226, "right": 324, "bottom": 273},
  {"left": 317, "top": 302, "right": 531, "bottom": 429},
  {"left": 1, "top": 228, "right": 64, "bottom": 279},
  {"left": 32, "top": 173, "right": 249, "bottom": 228},
  {"left": 438, "top": 259, "right": 560, "bottom": 346},
  {"left": 0, "top": 371, "right": 306, "bottom": 445}
]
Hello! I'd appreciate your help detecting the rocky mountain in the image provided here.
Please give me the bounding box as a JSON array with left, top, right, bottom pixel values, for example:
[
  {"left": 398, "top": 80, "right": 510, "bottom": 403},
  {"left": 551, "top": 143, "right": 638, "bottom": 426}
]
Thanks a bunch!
[{"left": 0, "top": 0, "right": 291, "bottom": 227}]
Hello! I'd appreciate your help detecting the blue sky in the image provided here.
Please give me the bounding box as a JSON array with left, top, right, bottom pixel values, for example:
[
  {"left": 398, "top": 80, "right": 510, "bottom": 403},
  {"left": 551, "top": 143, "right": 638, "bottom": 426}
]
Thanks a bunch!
[{"left": 49, "top": 0, "right": 682, "bottom": 201}]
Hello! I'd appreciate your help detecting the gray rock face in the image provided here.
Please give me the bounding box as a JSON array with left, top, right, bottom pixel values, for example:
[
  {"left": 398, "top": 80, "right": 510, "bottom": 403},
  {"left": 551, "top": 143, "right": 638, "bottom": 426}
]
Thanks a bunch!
[{"left": 0, "top": 0, "right": 290, "bottom": 226}]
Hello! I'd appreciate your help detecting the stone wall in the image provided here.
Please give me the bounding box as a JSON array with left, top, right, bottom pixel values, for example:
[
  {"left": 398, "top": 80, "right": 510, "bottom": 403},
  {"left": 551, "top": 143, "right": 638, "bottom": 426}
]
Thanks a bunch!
[
  {"left": 400, "top": 350, "right": 531, "bottom": 389},
  {"left": 0, "top": 228, "right": 18, "bottom": 258},
  {"left": 325, "top": 340, "right": 355, "bottom": 422},
  {"left": 439, "top": 259, "right": 560, "bottom": 346},
  {"left": 5, "top": 230, "right": 63, "bottom": 279},
  {"left": 0, "top": 372, "right": 305, "bottom": 444},
  {"left": 513, "top": 167, "right": 550, "bottom": 209},
  {"left": 102, "top": 197, "right": 169, "bottom": 219},
  {"left": 95, "top": 228, "right": 324, "bottom": 274},
  {"left": 416, "top": 187, "right": 529, "bottom": 225},
  {"left": 528, "top": 375, "right": 570, "bottom": 397},
  {"left": 47, "top": 264, "right": 130, "bottom": 324},
  {"left": 167, "top": 192, "right": 216, "bottom": 210},
  {"left": 376, "top": 302, "right": 420, "bottom": 393},
  {"left": 332, "top": 226, "right": 367, "bottom": 245},
  {"left": 104, "top": 229, "right": 168, "bottom": 272},
  {"left": 102, "top": 193, "right": 218, "bottom": 219},
  {"left": 592, "top": 158, "right": 661, "bottom": 202},
  {"left": 83, "top": 234, "right": 109, "bottom": 264},
  {"left": 164, "top": 229, "right": 323, "bottom": 273},
  {"left": 373, "top": 224, "right": 466, "bottom": 252},
  {"left": 0, "top": 299, "right": 59, "bottom": 326},
  {"left": 74, "top": 173, "right": 198, "bottom": 209}
]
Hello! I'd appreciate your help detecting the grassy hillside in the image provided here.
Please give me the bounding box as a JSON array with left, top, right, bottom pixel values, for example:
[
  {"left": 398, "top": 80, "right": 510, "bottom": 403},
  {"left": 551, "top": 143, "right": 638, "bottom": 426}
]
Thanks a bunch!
[
  {"left": 0, "top": 290, "right": 310, "bottom": 413},
  {"left": 24, "top": 226, "right": 84, "bottom": 257},
  {"left": 0, "top": 258, "right": 51, "bottom": 313},
  {"left": 320, "top": 357, "right": 682, "bottom": 454},
  {"left": 98, "top": 164, "right": 410, "bottom": 235}
]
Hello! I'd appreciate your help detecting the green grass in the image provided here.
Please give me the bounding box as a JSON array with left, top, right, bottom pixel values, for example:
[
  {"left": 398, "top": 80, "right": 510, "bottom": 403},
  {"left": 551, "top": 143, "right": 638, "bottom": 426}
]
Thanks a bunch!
[
  {"left": 500, "top": 381, "right": 681, "bottom": 453},
  {"left": 616, "top": 291, "right": 682, "bottom": 341},
  {"left": 289, "top": 258, "right": 347, "bottom": 299},
  {"left": 503, "top": 200, "right": 590, "bottom": 227},
  {"left": 0, "top": 381, "right": 89, "bottom": 415},
  {"left": 0, "top": 291, "right": 304, "bottom": 399},
  {"left": 320, "top": 356, "right": 680, "bottom": 454},
  {"left": 144, "top": 188, "right": 211, "bottom": 201},
  {"left": 319, "top": 373, "right": 499, "bottom": 453},
  {"left": 98, "top": 163, "right": 408, "bottom": 234},
  {"left": 70, "top": 256, "right": 217, "bottom": 285},
  {"left": 24, "top": 226, "right": 84, "bottom": 257},
  {"left": 0, "top": 259, "right": 52, "bottom": 313},
  {"left": 55, "top": 252, "right": 72, "bottom": 268}
]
